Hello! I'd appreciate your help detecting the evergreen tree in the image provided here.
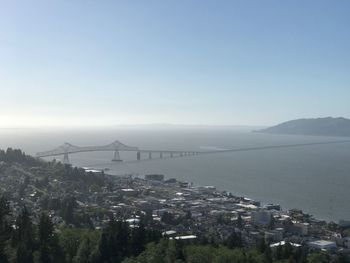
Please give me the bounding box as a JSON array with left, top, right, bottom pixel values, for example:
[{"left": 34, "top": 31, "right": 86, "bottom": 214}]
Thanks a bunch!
[
  {"left": 237, "top": 214, "right": 243, "bottom": 228},
  {"left": 13, "top": 207, "right": 35, "bottom": 263},
  {"left": 263, "top": 245, "right": 273, "bottom": 263},
  {"left": 161, "top": 212, "right": 175, "bottom": 225},
  {"left": 37, "top": 213, "right": 64, "bottom": 263},
  {"left": 275, "top": 245, "right": 283, "bottom": 261},
  {"left": 96, "top": 219, "right": 130, "bottom": 263},
  {"left": 336, "top": 253, "right": 348, "bottom": 263},
  {"left": 59, "top": 228, "right": 87, "bottom": 263},
  {"left": 96, "top": 232, "right": 109, "bottom": 263},
  {"left": 225, "top": 231, "right": 243, "bottom": 249},
  {"left": 17, "top": 242, "right": 34, "bottom": 263},
  {"left": 73, "top": 235, "right": 94, "bottom": 263},
  {"left": 61, "top": 196, "right": 77, "bottom": 225},
  {"left": 307, "top": 252, "right": 329, "bottom": 263},
  {"left": 258, "top": 236, "right": 267, "bottom": 253},
  {"left": 129, "top": 218, "right": 146, "bottom": 256},
  {"left": 165, "top": 240, "right": 178, "bottom": 263},
  {"left": 0, "top": 196, "right": 10, "bottom": 263},
  {"left": 283, "top": 242, "right": 293, "bottom": 259}
]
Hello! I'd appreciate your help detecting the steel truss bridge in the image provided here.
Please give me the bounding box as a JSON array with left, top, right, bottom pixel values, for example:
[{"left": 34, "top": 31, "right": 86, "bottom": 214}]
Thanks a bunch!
[
  {"left": 36, "top": 140, "right": 200, "bottom": 164},
  {"left": 36, "top": 140, "right": 350, "bottom": 164}
]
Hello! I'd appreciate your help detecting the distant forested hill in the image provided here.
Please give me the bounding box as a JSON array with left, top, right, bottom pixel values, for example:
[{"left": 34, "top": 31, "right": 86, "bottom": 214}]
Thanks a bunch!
[{"left": 257, "top": 117, "right": 350, "bottom": 137}]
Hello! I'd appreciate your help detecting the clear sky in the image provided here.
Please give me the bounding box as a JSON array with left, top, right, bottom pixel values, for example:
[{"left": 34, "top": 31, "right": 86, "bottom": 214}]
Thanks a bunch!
[{"left": 1, "top": 0, "right": 349, "bottom": 127}]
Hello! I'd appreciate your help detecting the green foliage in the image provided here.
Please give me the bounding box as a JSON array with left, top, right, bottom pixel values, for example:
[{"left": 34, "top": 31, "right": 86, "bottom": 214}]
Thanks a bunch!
[
  {"left": 129, "top": 218, "right": 147, "bottom": 256},
  {"left": 225, "top": 231, "right": 243, "bottom": 249},
  {"left": 125, "top": 241, "right": 271, "bottom": 263},
  {"left": 0, "top": 196, "right": 347, "bottom": 263},
  {"left": 327, "top": 221, "right": 341, "bottom": 232},
  {"left": 282, "top": 242, "right": 293, "bottom": 260},
  {"left": 16, "top": 242, "right": 34, "bottom": 263},
  {"left": 161, "top": 212, "right": 176, "bottom": 225},
  {"left": 185, "top": 245, "right": 216, "bottom": 263},
  {"left": 59, "top": 228, "right": 99, "bottom": 263},
  {"left": 342, "top": 228, "right": 350, "bottom": 237},
  {"left": 306, "top": 252, "right": 329, "bottom": 263},
  {"left": 0, "top": 195, "right": 11, "bottom": 263},
  {"left": 13, "top": 207, "right": 35, "bottom": 263},
  {"left": 215, "top": 248, "right": 252, "bottom": 263},
  {"left": 73, "top": 234, "right": 99, "bottom": 263},
  {"left": 122, "top": 239, "right": 184, "bottom": 263},
  {"left": 274, "top": 245, "right": 283, "bottom": 261},
  {"left": 61, "top": 196, "right": 77, "bottom": 225},
  {"left": 258, "top": 236, "right": 267, "bottom": 253},
  {"left": 93, "top": 217, "right": 161, "bottom": 263},
  {"left": 237, "top": 214, "right": 243, "bottom": 229},
  {"left": 37, "top": 213, "right": 64, "bottom": 263},
  {"left": 0, "top": 148, "right": 41, "bottom": 166}
]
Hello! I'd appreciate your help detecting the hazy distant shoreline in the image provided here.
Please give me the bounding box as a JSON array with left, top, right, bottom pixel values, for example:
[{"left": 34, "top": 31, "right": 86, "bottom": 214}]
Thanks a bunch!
[{"left": 257, "top": 117, "right": 350, "bottom": 137}]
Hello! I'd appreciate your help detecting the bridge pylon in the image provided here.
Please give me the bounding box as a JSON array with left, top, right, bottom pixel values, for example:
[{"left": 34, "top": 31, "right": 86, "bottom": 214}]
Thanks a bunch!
[
  {"left": 63, "top": 152, "right": 70, "bottom": 164},
  {"left": 137, "top": 151, "right": 141, "bottom": 161},
  {"left": 112, "top": 150, "right": 122, "bottom": 162}
]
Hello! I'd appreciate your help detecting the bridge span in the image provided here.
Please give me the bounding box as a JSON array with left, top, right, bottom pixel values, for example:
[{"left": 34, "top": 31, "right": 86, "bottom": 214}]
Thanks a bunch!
[
  {"left": 36, "top": 140, "right": 200, "bottom": 164},
  {"left": 36, "top": 139, "right": 350, "bottom": 165}
]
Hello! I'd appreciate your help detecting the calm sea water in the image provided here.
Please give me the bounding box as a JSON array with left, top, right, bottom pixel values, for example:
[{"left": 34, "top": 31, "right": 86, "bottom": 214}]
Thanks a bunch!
[{"left": 1, "top": 127, "right": 349, "bottom": 222}]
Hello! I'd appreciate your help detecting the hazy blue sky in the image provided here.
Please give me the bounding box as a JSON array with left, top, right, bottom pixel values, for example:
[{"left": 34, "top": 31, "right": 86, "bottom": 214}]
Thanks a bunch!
[{"left": 1, "top": 0, "right": 349, "bottom": 127}]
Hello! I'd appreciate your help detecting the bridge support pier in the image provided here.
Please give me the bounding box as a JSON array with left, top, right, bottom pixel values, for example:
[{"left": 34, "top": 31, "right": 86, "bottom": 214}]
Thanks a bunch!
[
  {"left": 148, "top": 152, "right": 152, "bottom": 159},
  {"left": 112, "top": 150, "right": 122, "bottom": 162},
  {"left": 63, "top": 152, "right": 70, "bottom": 164},
  {"left": 170, "top": 152, "right": 173, "bottom": 158},
  {"left": 160, "top": 152, "right": 163, "bottom": 159},
  {"left": 137, "top": 151, "right": 141, "bottom": 161}
]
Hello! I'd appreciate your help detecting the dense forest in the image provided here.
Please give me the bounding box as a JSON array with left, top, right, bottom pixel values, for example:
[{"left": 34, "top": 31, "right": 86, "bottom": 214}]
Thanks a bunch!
[{"left": 0, "top": 196, "right": 162, "bottom": 263}]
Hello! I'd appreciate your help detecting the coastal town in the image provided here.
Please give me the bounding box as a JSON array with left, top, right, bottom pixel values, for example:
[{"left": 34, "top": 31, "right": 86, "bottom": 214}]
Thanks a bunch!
[{"left": 1, "top": 149, "right": 350, "bottom": 262}]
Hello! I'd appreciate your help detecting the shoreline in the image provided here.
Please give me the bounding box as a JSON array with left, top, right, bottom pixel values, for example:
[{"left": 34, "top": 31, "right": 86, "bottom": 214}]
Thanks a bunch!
[{"left": 85, "top": 166, "right": 347, "bottom": 225}]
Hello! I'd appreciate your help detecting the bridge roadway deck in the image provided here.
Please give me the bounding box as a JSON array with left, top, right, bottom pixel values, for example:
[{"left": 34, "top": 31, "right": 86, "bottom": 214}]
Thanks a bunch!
[
  {"left": 199, "top": 140, "right": 350, "bottom": 155},
  {"left": 36, "top": 139, "right": 350, "bottom": 164},
  {"left": 36, "top": 148, "right": 200, "bottom": 157}
]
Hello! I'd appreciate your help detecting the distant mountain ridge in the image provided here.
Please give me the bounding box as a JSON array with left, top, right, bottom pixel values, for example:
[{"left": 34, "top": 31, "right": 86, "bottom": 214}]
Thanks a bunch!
[{"left": 257, "top": 117, "right": 350, "bottom": 137}]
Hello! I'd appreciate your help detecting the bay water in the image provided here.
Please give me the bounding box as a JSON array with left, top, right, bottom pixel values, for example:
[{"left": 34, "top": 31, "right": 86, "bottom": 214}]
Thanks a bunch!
[{"left": 1, "top": 127, "right": 349, "bottom": 222}]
